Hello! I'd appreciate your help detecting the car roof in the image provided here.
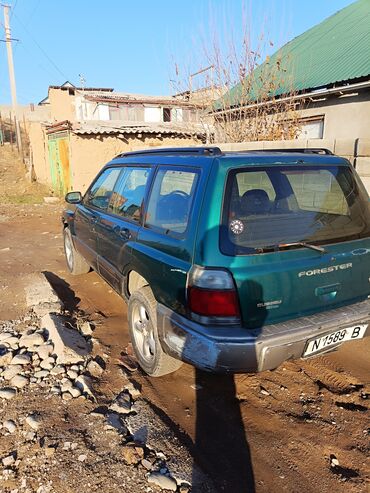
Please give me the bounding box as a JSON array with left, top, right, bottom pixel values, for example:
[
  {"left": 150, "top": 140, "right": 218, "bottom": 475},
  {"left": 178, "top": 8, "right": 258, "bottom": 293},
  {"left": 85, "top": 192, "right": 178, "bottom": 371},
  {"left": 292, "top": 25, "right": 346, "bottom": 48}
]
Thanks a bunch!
[{"left": 105, "top": 146, "right": 349, "bottom": 169}]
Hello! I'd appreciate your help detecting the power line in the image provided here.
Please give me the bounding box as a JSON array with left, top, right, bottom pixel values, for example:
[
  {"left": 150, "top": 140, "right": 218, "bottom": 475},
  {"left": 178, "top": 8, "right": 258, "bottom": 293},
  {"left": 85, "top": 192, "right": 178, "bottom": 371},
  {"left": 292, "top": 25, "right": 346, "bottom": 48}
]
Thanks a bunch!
[
  {"left": 9, "top": 0, "right": 18, "bottom": 19},
  {"left": 13, "top": 10, "right": 70, "bottom": 81}
]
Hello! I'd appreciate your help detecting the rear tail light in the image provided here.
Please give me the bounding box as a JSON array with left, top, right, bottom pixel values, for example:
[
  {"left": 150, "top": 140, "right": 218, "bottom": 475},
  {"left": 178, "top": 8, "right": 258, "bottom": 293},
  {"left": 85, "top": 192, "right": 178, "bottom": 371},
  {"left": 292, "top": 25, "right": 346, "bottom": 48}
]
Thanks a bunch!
[{"left": 187, "top": 265, "right": 240, "bottom": 324}]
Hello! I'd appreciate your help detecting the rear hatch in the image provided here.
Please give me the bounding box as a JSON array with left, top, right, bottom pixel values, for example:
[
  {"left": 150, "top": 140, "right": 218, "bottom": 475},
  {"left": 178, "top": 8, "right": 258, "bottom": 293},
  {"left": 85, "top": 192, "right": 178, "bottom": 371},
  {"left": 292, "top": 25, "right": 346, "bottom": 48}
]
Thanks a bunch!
[{"left": 220, "top": 162, "right": 370, "bottom": 328}]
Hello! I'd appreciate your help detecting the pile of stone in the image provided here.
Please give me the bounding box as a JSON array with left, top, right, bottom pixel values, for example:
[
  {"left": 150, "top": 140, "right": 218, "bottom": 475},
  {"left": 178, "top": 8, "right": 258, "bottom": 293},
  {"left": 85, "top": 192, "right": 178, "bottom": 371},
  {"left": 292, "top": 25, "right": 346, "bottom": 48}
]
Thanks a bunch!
[{"left": 0, "top": 315, "right": 102, "bottom": 401}]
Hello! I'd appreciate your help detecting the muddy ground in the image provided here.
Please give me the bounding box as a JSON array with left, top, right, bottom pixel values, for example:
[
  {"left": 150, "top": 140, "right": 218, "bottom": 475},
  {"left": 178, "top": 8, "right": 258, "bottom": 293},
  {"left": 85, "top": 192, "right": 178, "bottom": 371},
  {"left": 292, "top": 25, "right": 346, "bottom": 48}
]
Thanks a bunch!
[{"left": 0, "top": 146, "right": 369, "bottom": 493}]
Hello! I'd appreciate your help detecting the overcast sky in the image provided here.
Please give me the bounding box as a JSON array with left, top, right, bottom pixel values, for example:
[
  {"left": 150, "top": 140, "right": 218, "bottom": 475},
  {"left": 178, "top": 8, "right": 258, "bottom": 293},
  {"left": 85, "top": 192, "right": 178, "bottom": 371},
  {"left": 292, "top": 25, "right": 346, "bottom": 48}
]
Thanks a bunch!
[{"left": 0, "top": 0, "right": 355, "bottom": 105}]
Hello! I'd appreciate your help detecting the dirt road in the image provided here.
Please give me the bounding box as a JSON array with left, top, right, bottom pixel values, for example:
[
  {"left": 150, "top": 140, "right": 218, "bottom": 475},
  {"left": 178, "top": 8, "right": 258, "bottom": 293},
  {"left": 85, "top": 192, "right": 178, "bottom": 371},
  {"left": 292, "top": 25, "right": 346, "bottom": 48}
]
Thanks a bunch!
[{"left": 0, "top": 147, "right": 369, "bottom": 493}]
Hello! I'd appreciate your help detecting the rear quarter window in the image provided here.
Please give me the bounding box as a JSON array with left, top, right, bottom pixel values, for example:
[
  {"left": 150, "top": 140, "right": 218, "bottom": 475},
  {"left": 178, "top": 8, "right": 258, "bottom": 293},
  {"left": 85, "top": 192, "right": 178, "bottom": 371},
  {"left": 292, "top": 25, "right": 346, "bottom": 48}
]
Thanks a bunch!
[{"left": 145, "top": 167, "right": 199, "bottom": 235}]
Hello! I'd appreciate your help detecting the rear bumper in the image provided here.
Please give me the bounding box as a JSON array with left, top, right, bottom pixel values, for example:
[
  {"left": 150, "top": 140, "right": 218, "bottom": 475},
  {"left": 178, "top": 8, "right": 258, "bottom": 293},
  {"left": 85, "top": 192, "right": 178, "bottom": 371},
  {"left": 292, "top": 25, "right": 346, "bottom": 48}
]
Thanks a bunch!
[{"left": 157, "top": 299, "right": 370, "bottom": 373}]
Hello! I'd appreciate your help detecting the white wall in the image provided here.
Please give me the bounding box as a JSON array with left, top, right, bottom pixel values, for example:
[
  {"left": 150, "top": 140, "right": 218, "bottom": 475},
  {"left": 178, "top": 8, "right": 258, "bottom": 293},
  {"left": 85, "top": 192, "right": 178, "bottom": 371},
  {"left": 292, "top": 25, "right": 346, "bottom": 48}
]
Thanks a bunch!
[{"left": 144, "top": 107, "right": 162, "bottom": 122}]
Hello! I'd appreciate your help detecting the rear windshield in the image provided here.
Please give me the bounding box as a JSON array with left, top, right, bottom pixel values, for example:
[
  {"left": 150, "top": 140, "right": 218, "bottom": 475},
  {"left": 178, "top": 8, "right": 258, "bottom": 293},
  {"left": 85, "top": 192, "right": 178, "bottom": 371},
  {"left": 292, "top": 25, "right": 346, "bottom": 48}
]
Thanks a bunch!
[{"left": 221, "top": 165, "right": 370, "bottom": 255}]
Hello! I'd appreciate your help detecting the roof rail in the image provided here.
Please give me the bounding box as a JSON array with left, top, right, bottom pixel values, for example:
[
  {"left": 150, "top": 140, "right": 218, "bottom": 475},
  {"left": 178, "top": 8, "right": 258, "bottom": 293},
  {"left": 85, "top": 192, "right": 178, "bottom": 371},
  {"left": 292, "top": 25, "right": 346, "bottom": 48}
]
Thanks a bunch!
[
  {"left": 252, "top": 148, "right": 334, "bottom": 155},
  {"left": 115, "top": 146, "right": 222, "bottom": 159}
]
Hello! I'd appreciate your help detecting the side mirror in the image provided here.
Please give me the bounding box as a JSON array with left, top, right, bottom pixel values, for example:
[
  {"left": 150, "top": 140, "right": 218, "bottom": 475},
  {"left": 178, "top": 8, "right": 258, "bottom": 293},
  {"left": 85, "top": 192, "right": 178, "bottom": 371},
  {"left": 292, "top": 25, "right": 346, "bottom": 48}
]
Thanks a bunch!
[{"left": 65, "top": 191, "right": 82, "bottom": 204}]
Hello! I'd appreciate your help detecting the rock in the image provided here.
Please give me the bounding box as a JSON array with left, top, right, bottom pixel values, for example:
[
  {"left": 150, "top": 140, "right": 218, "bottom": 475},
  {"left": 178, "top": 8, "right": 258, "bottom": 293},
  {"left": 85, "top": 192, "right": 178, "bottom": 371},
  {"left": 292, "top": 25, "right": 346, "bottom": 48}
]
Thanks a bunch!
[
  {"left": 19, "top": 332, "right": 45, "bottom": 349},
  {"left": 69, "top": 386, "right": 82, "bottom": 398},
  {"left": 78, "top": 454, "right": 87, "bottom": 462},
  {"left": 10, "top": 353, "right": 31, "bottom": 365},
  {"left": 0, "top": 387, "right": 16, "bottom": 400},
  {"left": 25, "top": 414, "right": 41, "bottom": 431},
  {"left": 50, "top": 365, "right": 65, "bottom": 375},
  {"left": 3, "top": 420, "right": 16, "bottom": 433},
  {"left": 3, "top": 337, "right": 19, "bottom": 349},
  {"left": 66, "top": 369, "right": 78, "bottom": 380},
  {"left": 125, "top": 382, "right": 141, "bottom": 399},
  {"left": 10, "top": 374, "right": 29, "bottom": 389},
  {"left": 50, "top": 385, "right": 61, "bottom": 395},
  {"left": 40, "top": 360, "right": 53, "bottom": 370},
  {"left": 62, "top": 442, "right": 71, "bottom": 450},
  {"left": 141, "top": 458, "right": 153, "bottom": 470},
  {"left": 36, "top": 344, "right": 54, "bottom": 360},
  {"left": 75, "top": 375, "right": 94, "bottom": 397},
  {"left": 44, "top": 446, "right": 55, "bottom": 457},
  {"left": 148, "top": 472, "right": 177, "bottom": 491},
  {"left": 331, "top": 456, "right": 340, "bottom": 467},
  {"left": 41, "top": 314, "right": 89, "bottom": 365},
  {"left": 2, "top": 454, "right": 15, "bottom": 467},
  {"left": 87, "top": 360, "right": 104, "bottom": 377},
  {"left": 61, "top": 379, "right": 73, "bottom": 393},
  {"left": 105, "top": 412, "right": 127, "bottom": 433},
  {"left": 0, "top": 332, "right": 13, "bottom": 342},
  {"left": 121, "top": 445, "right": 144, "bottom": 465},
  {"left": 179, "top": 485, "right": 190, "bottom": 493},
  {"left": 34, "top": 370, "right": 49, "bottom": 379},
  {"left": 24, "top": 431, "right": 36, "bottom": 441},
  {"left": 109, "top": 391, "right": 132, "bottom": 414},
  {"left": 2, "top": 364, "right": 23, "bottom": 380},
  {"left": 0, "top": 348, "right": 13, "bottom": 366},
  {"left": 62, "top": 392, "right": 73, "bottom": 401},
  {"left": 24, "top": 273, "right": 62, "bottom": 311},
  {"left": 79, "top": 321, "right": 93, "bottom": 337}
]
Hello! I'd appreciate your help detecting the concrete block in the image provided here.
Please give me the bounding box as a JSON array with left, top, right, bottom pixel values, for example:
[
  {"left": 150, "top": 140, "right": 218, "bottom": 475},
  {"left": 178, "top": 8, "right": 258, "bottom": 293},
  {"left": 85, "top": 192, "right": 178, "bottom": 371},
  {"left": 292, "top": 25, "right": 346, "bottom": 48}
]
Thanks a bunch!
[
  {"left": 307, "top": 139, "right": 335, "bottom": 152},
  {"left": 41, "top": 313, "right": 89, "bottom": 364},
  {"left": 334, "top": 139, "right": 355, "bottom": 157},
  {"left": 355, "top": 157, "right": 370, "bottom": 177},
  {"left": 24, "top": 273, "right": 62, "bottom": 312},
  {"left": 357, "top": 139, "right": 370, "bottom": 157}
]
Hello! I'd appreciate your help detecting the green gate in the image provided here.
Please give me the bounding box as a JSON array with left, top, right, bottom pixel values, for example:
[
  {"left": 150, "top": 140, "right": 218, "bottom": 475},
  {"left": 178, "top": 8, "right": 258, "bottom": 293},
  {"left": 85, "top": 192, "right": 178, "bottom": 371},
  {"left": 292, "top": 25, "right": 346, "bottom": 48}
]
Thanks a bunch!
[{"left": 47, "top": 131, "right": 71, "bottom": 196}]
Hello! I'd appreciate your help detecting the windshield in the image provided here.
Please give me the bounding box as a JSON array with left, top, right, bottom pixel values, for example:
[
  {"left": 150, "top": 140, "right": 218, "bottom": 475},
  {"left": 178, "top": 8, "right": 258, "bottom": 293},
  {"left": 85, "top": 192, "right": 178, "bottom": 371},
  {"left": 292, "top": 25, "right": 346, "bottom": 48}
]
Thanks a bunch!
[{"left": 221, "top": 165, "right": 370, "bottom": 255}]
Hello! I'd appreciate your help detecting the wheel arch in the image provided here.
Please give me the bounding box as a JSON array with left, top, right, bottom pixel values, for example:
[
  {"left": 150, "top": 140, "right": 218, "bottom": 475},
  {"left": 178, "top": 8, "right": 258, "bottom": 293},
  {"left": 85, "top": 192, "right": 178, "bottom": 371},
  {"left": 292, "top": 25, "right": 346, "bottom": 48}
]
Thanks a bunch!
[{"left": 126, "top": 270, "right": 150, "bottom": 298}]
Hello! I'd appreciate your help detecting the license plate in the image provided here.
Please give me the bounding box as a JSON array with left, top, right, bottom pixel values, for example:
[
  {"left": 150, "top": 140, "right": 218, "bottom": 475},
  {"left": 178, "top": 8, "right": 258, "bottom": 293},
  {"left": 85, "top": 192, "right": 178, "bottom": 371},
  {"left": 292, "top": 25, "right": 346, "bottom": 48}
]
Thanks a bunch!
[{"left": 303, "top": 324, "right": 368, "bottom": 357}]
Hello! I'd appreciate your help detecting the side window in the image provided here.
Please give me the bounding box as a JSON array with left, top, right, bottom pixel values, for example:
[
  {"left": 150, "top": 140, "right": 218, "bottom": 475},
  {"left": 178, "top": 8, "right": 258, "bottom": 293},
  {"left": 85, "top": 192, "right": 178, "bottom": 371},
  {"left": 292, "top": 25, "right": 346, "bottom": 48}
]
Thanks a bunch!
[
  {"left": 145, "top": 168, "right": 199, "bottom": 234},
  {"left": 108, "top": 167, "right": 150, "bottom": 222},
  {"left": 85, "top": 168, "right": 121, "bottom": 210}
]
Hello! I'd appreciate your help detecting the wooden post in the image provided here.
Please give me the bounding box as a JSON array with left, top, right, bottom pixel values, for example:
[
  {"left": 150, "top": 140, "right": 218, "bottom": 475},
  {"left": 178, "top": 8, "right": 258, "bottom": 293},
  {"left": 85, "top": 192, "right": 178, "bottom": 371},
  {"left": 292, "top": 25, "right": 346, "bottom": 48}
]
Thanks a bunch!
[
  {"left": 9, "top": 112, "right": 13, "bottom": 150},
  {"left": 0, "top": 112, "right": 4, "bottom": 146}
]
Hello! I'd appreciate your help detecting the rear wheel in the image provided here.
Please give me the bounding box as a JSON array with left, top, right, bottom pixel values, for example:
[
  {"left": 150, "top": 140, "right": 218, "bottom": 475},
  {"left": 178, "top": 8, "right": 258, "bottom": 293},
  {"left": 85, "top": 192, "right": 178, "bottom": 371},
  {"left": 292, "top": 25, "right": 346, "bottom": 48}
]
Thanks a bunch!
[
  {"left": 63, "top": 227, "right": 90, "bottom": 275},
  {"left": 128, "top": 286, "right": 182, "bottom": 377}
]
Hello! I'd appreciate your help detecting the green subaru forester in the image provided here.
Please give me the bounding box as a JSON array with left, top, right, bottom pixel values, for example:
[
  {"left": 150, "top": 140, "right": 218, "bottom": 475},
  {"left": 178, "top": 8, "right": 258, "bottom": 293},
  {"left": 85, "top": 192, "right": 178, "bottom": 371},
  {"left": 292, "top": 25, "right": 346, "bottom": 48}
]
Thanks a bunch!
[{"left": 63, "top": 147, "right": 370, "bottom": 376}]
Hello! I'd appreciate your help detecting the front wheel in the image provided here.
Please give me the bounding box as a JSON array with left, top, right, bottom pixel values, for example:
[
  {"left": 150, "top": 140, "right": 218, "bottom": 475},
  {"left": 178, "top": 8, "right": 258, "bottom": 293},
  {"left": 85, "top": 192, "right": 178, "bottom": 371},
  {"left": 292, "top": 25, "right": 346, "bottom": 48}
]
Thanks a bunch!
[
  {"left": 63, "top": 228, "right": 90, "bottom": 275},
  {"left": 128, "top": 286, "right": 182, "bottom": 377}
]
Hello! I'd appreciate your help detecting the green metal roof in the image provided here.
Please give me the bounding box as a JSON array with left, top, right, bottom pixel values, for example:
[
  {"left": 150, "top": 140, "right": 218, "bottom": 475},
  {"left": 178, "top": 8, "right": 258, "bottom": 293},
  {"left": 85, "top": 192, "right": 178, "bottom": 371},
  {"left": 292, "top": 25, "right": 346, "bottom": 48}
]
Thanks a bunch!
[{"left": 220, "top": 0, "right": 370, "bottom": 109}]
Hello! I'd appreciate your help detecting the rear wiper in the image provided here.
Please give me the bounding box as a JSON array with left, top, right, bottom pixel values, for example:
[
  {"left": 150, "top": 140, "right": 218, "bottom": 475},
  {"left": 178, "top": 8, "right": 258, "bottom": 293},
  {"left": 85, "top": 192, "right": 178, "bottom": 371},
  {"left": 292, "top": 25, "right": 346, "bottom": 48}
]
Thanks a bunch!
[{"left": 277, "top": 241, "right": 327, "bottom": 253}]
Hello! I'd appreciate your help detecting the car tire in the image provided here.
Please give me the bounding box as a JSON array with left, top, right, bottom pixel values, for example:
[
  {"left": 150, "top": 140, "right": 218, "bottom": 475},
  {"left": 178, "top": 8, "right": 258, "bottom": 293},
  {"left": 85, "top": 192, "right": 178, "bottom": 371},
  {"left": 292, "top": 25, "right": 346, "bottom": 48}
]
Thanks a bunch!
[
  {"left": 128, "top": 286, "right": 183, "bottom": 377},
  {"left": 63, "top": 227, "right": 90, "bottom": 275}
]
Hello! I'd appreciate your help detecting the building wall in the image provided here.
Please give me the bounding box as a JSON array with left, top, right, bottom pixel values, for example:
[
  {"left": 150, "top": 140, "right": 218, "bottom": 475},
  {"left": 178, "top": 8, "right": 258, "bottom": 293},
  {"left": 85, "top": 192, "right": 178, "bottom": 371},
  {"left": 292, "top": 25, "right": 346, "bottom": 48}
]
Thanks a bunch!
[
  {"left": 28, "top": 122, "right": 50, "bottom": 186},
  {"left": 298, "top": 91, "right": 370, "bottom": 140},
  {"left": 31, "top": 129, "right": 202, "bottom": 193},
  {"left": 48, "top": 88, "right": 75, "bottom": 122},
  {"left": 0, "top": 104, "right": 51, "bottom": 122},
  {"left": 69, "top": 134, "right": 201, "bottom": 192}
]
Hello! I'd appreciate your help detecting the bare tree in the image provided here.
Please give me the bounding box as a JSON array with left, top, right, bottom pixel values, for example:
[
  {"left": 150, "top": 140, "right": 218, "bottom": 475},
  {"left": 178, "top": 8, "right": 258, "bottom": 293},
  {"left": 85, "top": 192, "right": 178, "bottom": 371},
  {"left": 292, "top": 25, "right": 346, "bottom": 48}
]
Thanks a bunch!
[{"left": 171, "top": 13, "right": 300, "bottom": 143}]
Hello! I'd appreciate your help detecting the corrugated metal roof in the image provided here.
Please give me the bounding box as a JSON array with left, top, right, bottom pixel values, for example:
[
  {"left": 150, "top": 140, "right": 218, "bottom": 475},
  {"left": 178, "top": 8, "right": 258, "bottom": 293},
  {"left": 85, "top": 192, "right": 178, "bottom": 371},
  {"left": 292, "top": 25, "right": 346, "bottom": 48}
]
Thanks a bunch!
[
  {"left": 220, "top": 0, "right": 370, "bottom": 108},
  {"left": 83, "top": 91, "right": 198, "bottom": 107},
  {"left": 72, "top": 121, "right": 205, "bottom": 137}
]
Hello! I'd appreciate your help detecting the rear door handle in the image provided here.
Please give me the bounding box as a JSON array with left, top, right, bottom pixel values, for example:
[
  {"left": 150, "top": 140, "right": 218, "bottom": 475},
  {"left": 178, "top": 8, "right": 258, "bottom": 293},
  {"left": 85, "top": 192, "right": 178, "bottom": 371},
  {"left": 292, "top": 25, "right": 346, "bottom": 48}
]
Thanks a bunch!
[{"left": 119, "top": 228, "right": 132, "bottom": 239}]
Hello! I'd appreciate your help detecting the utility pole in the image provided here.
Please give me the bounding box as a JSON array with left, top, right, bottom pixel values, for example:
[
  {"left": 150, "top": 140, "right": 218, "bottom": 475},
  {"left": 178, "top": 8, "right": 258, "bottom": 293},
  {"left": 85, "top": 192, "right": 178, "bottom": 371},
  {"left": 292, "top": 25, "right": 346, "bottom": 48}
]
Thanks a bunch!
[{"left": 2, "top": 3, "right": 23, "bottom": 158}]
